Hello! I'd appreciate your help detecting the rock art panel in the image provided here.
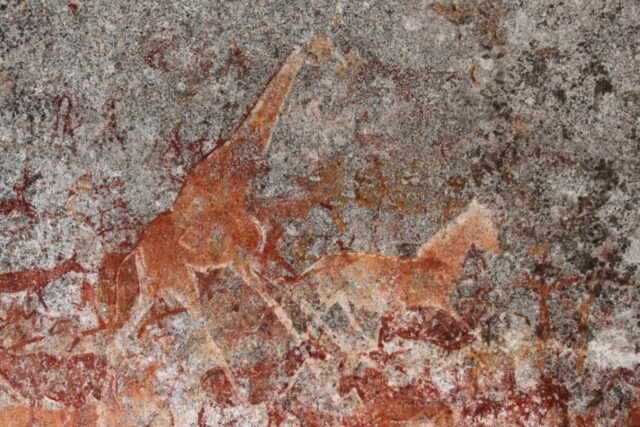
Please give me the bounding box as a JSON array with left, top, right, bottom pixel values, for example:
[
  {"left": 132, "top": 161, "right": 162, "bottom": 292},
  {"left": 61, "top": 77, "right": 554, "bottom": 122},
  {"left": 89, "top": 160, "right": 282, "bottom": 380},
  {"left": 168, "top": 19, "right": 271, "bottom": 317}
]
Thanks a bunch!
[{"left": 1, "top": 8, "right": 639, "bottom": 423}]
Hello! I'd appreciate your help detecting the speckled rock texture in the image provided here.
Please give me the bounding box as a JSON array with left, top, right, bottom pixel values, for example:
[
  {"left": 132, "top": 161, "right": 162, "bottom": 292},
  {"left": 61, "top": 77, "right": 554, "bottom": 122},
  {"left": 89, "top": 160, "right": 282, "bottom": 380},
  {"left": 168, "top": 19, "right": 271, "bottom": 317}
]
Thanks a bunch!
[{"left": 1, "top": 1, "right": 639, "bottom": 425}]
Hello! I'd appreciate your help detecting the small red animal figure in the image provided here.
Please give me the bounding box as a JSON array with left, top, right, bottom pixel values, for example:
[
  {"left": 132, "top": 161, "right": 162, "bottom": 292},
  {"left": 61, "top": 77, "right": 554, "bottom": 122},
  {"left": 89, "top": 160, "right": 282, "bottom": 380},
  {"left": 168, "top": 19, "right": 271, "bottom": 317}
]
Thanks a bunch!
[{"left": 0, "top": 257, "right": 84, "bottom": 309}]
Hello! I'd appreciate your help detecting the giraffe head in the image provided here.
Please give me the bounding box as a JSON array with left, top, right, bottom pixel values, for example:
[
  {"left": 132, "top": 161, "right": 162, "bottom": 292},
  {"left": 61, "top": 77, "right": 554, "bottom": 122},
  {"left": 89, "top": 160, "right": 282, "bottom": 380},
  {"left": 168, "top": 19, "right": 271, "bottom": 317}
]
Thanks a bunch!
[{"left": 418, "top": 200, "right": 501, "bottom": 261}]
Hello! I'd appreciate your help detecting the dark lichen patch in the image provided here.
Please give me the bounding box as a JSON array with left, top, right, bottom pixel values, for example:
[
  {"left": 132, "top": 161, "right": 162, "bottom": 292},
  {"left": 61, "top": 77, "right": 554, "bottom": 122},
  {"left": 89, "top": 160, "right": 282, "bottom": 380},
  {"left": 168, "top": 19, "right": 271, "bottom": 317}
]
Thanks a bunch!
[
  {"left": 397, "top": 243, "right": 418, "bottom": 259},
  {"left": 594, "top": 78, "right": 613, "bottom": 96},
  {"left": 585, "top": 61, "right": 609, "bottom": 76},
  {"left": 286, "top": 300, "right": 312, "bottom": 334},
  {"left": 553, "top": 88, "right": 567, "bottom": 104}
]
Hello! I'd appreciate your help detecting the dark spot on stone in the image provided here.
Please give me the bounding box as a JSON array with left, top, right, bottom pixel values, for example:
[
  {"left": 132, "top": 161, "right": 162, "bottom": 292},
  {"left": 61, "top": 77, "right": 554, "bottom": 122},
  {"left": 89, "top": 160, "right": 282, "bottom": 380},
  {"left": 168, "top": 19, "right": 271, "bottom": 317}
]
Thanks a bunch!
[
  {"left": 586, "top": 61, "right": 608, "bottom": 76},
  {"left": 587, "top": 392, "right": 604, "bottom": 408},
  {"left": 480, "top": 315, "right": 500, "bottom": 345},
  {"left": 397, "top": 243, "right": 418, "bottom": 259},
  {"left": 574, "top": 252, "right": 598, "bottom": 274},
  {"left": 553, "top": 88, "right": 566, "bottom": 104},
  {"left": 446, "top": 175, "right": 468, "bottom": 191},
  {"left": 529, "top": 57, "right": 548, "bottom": 84},
  {"left": 594, "top": 78, "right": 613, "bottom": 96},
  {"left": 592, "top": 281, "right": 603, "bottom": 297},
  {"left": 491, "top": 100, "right": 512, "bottom": 120},
  {"left": 562, "top": 126, "right": 573, "bottom": 140}
]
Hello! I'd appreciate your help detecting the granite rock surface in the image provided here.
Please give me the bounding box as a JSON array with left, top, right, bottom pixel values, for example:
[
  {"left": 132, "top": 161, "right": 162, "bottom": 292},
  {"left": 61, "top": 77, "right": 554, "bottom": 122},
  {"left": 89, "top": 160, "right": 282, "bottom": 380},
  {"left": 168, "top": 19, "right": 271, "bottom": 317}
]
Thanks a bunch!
[{"left": 1, "top": 0, "right": 639, "bottom": 425}]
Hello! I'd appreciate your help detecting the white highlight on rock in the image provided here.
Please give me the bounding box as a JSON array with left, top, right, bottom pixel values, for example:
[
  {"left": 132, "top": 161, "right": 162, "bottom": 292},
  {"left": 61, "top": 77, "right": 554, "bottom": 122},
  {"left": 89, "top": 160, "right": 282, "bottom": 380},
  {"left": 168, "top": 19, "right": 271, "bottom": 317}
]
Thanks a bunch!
[
  {"left": 623, "top": 229, "right": 640, "bottom": 265},
  {"left": 587, "top": 329, "right": 640, "bottom": 370}
]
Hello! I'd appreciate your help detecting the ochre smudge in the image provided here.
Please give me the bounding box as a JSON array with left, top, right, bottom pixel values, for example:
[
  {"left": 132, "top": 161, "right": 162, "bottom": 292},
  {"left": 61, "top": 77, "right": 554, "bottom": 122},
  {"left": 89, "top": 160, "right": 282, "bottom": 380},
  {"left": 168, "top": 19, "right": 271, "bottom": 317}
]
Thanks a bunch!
[
  {"left": 339, "top": 366, "right": 452, "bottom": 426},
  {"left": 0, "top": 407, "right": 71, "bottom": 427},
  {"left": 379, "top": 306, "right": 475, "bottom": 351},
  {"left": 0, "top": 352, "right": 108, "bottom": 406}
]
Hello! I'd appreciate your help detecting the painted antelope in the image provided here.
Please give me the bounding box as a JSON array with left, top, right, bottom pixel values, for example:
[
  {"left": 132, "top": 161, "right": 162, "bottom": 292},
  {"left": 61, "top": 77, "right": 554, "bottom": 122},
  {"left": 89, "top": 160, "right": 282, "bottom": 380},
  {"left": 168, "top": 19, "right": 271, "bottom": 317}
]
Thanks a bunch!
[
  {"left": 296, "top": 200, "right": 499, "bottom": 313},
  {"left": 190, "top": 200, "right": 500, "bottom": 422},
  {"left": 252, "top": 199, "right": 501, "bottom": 375}
]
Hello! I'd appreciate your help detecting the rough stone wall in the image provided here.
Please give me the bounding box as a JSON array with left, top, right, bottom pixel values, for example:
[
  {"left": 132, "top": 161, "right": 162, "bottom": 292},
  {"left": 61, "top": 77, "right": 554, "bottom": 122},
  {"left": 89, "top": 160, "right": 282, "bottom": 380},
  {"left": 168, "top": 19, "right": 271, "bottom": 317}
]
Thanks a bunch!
[{"left": 0, "top": 1, "right": 639, "bottom": 425}]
